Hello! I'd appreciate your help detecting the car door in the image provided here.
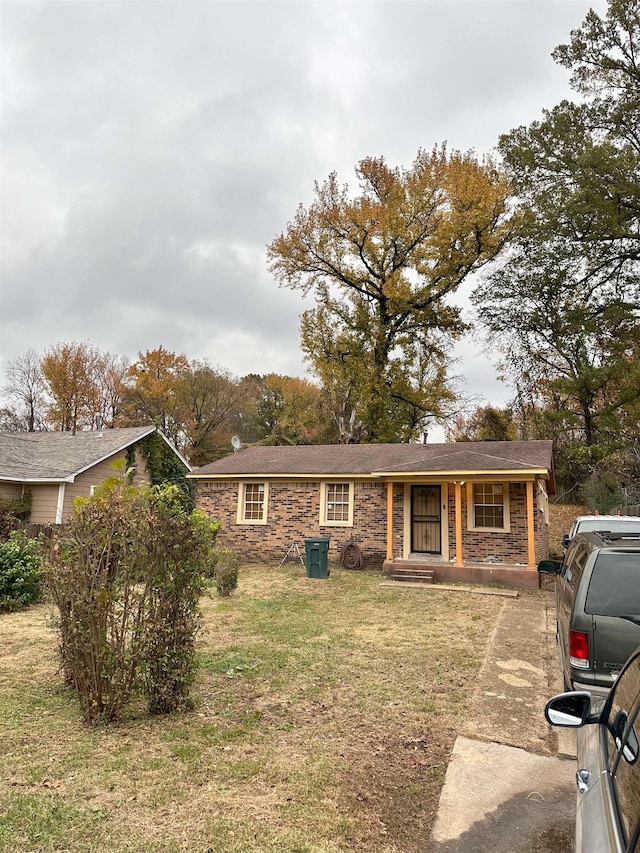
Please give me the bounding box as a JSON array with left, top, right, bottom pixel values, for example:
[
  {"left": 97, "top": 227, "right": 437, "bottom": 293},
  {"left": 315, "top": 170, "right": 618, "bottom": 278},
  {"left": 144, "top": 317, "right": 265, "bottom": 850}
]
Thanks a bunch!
[{"left": 574, "top": 652, "right": 640, "bottom": 852}]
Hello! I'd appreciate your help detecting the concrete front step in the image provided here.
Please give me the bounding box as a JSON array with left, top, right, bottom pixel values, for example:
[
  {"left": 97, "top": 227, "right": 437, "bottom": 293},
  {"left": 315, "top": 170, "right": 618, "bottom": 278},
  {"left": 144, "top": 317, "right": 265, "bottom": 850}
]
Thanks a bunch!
[{"left": 389, "top": 567, "right": 435, "bottom": 583}]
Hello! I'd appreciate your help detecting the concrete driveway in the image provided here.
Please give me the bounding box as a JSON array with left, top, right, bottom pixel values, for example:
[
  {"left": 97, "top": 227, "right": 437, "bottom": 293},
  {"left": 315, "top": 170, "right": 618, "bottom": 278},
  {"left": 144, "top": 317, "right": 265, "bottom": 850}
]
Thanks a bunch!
[{"left": 426, "top": 589, "right": 577, "bottom": 852}]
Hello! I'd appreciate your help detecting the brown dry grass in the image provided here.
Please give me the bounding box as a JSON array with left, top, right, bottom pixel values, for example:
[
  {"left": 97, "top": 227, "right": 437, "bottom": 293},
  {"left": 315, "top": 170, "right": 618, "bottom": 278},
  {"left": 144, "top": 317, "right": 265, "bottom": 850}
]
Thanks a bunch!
[{"left": 0, "top": 563, "right": 505, "bottom": 853}]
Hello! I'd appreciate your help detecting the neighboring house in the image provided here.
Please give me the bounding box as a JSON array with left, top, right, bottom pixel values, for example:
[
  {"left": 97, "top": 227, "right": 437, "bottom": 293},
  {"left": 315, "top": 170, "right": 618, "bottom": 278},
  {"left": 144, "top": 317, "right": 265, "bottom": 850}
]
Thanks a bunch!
[
  {"left": 188, "top": 440, "right": 555, "bottom": 589},
  {"left": 0, "top": 426, "right": 190, "bottom": 525}
]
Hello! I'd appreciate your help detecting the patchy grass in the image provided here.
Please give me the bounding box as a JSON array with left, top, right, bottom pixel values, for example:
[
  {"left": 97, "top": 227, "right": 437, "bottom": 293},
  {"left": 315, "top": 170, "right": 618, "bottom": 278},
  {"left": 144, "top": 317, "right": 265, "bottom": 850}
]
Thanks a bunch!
[{"left": 0, "top": 563, "right": 504, "bottom": 853}]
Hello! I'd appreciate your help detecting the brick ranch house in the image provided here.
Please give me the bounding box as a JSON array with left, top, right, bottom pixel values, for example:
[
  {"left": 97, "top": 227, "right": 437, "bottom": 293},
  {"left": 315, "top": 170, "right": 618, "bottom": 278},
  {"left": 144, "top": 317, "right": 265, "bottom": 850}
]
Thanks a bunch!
[
  {"left": 189, "top": 440, "right": 555, "bottom": 589},
  {"left": 0, "top": 426, "right": 190, "bottom": 525}
]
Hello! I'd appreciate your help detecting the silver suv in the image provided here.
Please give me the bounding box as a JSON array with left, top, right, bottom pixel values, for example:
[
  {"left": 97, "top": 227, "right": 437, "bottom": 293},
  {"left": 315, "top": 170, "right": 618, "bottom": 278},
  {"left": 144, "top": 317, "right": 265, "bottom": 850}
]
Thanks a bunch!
[
  {"left": 539, "top": 529, "right": 640, "bottom": 699},
  {"left": 545, "top": 646, "right": 640, "bottom": 852}
]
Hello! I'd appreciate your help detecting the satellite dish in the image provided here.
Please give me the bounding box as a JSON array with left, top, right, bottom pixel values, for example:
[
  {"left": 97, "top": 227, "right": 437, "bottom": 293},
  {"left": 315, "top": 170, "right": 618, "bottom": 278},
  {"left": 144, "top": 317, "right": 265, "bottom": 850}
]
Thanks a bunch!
[{"left": 231, "top": 435, "right": 241, "bottom": 451}]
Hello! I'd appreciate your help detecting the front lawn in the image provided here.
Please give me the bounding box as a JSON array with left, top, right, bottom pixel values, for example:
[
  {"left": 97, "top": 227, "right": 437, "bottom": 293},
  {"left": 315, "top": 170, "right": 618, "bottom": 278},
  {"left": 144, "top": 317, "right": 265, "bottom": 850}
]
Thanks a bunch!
[{"left": 0, "top": 563, "right": 503, "bottom": 853}]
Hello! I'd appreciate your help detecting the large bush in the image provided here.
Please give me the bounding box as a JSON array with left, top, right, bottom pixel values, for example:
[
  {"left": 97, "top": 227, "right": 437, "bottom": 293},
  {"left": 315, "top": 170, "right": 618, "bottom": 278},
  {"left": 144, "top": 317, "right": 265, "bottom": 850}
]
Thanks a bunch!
[
  {"left": 0, "top": 530, "right": 42, "bottom": 611},
  {"left": 43, "top": 470, "right": 219, "bottom": 724}
]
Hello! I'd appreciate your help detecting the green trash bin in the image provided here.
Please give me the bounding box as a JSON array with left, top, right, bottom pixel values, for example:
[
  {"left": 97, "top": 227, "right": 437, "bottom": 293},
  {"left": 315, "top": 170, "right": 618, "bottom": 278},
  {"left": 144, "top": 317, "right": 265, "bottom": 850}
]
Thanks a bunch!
[{"left": 304, "top": 537, "right": 330, "bottom": 579}]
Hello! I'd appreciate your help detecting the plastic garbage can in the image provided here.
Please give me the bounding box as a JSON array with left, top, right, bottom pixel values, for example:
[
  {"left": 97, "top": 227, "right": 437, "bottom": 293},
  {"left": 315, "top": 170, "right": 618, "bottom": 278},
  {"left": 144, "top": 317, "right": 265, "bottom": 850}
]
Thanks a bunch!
[{"left": 304, "top": 537, "right": 330, "bottom": 579}]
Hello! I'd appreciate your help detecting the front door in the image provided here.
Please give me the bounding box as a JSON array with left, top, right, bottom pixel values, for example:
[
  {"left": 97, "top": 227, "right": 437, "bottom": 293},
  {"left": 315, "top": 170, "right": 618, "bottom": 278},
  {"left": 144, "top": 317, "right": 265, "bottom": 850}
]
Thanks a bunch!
[{"left": 411, "top": 485, "right": 441, "bottom": 554}]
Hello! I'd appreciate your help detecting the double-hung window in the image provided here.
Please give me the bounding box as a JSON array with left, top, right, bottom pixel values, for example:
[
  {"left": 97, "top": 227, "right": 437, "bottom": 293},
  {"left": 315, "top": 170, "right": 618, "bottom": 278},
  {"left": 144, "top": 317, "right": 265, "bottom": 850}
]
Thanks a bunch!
[
  {"left": 468, "top": 483, "right": 510, "bottom": 532},
  {"left": 321, "top": 482, "right": 353, "bottom": 526},
  {"left": 237, "top": 482, "right": 268, "bottom": 524}
]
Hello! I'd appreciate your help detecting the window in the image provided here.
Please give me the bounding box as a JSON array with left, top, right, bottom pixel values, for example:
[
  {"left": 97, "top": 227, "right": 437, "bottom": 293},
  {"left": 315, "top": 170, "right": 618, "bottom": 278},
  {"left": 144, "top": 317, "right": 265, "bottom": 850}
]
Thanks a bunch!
[
  {"left": 468, "top": 483, "right": 510, "bottom": 532},
  {"left": 237, "top": 482, "right": 268, "bottom": 524},
  {"left": 321, "top": 482, "right": 353, "bottom": 526},
  {"left": 585, "top": 553, "right": 640, "bottom": 617}
]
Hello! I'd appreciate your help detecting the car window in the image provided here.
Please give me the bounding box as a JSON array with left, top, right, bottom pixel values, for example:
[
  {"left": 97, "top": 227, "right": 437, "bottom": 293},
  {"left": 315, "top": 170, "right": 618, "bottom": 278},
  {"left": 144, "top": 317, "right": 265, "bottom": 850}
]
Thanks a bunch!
[
  {"left": 562, "top": 541, "right": 587, "bottom": 588},
  {"left": 612, "top": 705, "right": 640, "bottom": 847},
  {"left": 577, "top": 520, "right": 640, "bottom": 536},
  {"left": 606, "top": 657, "right": 640, "bottom": 771},
  {"left": 585, "top": 553, "right": 640, "bottom": 616},
  {"left": 604, "top": 665, "right": 640, "bottom": 848}
]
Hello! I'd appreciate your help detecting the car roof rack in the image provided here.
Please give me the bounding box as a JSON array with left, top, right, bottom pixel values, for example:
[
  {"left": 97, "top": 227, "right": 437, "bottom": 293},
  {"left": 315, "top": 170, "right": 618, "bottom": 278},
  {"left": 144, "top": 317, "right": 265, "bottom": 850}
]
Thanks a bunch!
[{"left": 597, "top": 530, "right": 640, "bottom": 543}]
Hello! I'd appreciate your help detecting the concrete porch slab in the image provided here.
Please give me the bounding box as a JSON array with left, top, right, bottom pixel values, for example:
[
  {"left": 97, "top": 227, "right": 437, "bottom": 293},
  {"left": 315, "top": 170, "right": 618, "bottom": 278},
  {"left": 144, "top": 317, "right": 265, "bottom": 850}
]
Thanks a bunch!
[{"left": 383, "top": 558, "right": 540, "bottom": 589}]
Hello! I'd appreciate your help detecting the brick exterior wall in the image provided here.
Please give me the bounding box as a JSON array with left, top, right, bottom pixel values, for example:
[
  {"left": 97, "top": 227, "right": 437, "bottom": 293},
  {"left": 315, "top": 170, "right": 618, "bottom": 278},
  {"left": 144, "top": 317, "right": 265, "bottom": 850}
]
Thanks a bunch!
[
  {"left": 445, "top": 482, "right": 549, "bottom": 565},
  {"left": 196, "top": 479, "right": 389, "bottom": 570},
  {"left": 195, "top": 478, "right": 549, "bottom": 571}
]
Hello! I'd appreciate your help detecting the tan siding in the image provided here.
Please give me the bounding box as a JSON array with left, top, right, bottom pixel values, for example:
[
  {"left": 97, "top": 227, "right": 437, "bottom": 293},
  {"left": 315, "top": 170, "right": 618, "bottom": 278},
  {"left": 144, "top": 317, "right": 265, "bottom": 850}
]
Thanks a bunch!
[
  {"left": 62, "top": 450, "right": 151, "bottom": 520},
  {"left": 0, "top": 483, "right": 24, "bottom": 500},
  {"left": 29, "top": 485, "right": 62, "bottom": 524}
]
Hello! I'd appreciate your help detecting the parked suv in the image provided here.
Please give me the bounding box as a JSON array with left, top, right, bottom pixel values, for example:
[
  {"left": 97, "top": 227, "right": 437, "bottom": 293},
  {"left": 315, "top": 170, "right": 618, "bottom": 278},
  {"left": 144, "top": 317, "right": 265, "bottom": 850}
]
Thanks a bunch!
[
  {"left": 544, "top": 646, "right": 640, "bottom": 852},
  {"left": 539, "top": 529, "right": 640, "bottom": 699},
  {"left": 562, "top": 514, "right": 640, "bottom": 549}
]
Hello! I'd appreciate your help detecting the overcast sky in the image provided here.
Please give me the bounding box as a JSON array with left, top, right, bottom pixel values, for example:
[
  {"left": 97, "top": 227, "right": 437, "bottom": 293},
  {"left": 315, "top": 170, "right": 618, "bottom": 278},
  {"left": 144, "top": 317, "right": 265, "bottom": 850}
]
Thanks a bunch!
[{"left": 1, "top": 0, "right": 606, "bottom": 423}]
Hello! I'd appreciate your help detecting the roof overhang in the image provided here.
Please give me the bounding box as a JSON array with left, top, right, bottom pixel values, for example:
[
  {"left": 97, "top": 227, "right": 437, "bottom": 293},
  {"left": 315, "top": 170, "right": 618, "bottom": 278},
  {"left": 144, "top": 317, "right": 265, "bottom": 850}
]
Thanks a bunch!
[
  {"left": 372, "top": 468, "right": 550, "bottom": 481},
  {"left": 0, "top": 475, "right": 75, "bottom": 485},
  {"left": 69, "top": 425, "right": 158, "bottom": 479},
  {"left": 187, "top": 468, "right": 551, "bottom": 482}
]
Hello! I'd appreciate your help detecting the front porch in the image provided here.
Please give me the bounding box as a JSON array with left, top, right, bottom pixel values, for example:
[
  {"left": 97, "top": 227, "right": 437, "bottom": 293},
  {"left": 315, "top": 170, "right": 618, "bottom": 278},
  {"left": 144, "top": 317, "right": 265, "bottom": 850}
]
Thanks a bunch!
[
  {"left": 382, "top": 555, "right": 541, "bottom": 591},
  {"left": 380, "top": 477, "right": 544, "bottom": 590}
]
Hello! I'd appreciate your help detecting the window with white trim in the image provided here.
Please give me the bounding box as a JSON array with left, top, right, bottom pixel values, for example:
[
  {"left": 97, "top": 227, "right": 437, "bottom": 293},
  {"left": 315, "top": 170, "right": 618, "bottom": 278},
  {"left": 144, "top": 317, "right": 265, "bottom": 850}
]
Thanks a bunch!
[
  {"left": 468, "top": 483, "right": 510, "bottom": 532},
  {"left": 237, "top": 482, "right": 268, "bottom": 524},
  {"left": 321, "top": 482, "right": 353, "bottom": 526}
]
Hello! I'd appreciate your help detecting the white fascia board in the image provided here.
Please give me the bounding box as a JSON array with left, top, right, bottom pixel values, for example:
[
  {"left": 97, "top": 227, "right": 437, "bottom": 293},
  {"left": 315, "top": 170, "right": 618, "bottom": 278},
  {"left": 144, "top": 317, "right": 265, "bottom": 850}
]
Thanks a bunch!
[{"left": 0, "top": 475, "right": 75, "bottom": 484}]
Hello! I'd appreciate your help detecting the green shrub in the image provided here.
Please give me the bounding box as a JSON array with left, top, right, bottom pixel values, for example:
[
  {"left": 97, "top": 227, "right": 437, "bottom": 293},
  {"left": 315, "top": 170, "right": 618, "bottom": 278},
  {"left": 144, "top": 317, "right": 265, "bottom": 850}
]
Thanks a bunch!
[
  {"left": 215, "top": 548, "right": 239, "bottom": 597},
  {"left": 0, "top": 530, "right": 41, "bottom": 611},
  {"left": 43, "top": 470, "right": 220, "bottom": 724}
]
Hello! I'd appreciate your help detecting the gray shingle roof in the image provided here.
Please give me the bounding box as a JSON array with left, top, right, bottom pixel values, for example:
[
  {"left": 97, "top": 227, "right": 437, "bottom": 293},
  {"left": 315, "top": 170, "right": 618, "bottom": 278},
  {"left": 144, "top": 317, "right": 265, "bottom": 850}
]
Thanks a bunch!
[
  {"left": 188, "top": 441, "right": 554, "bottom": 478},
  {"left": 0, "top": 427, "right": 157, "bottom": 481}
]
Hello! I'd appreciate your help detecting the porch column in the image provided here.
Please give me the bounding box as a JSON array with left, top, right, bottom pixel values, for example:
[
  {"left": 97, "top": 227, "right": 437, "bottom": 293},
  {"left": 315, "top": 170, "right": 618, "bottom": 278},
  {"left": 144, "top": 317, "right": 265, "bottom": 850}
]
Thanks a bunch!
[
  {"left": 454, "top": 481, "right": 463, "bottom": 566},
  {"left": 386, "top": 481, "right": 394, "bottom": 560},
  {"left": 55, "top": 483, "right": 66, "bottom": 524},
  {"left": 526, "top": 481, "right": 536, "bottom": 569}
]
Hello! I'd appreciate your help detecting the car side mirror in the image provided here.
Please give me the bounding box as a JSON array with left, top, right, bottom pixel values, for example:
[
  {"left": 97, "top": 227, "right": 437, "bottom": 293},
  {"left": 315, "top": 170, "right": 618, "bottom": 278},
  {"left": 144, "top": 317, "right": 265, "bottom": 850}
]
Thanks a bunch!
[
  {"left": 538, "top": 559, "right": 562, "bottom": 575},
  {"left": 545, "top": 692, "right": 592, "bottom": 727},
  {"left": 562, "top": 533, "right": 570, "bottom": 549}
]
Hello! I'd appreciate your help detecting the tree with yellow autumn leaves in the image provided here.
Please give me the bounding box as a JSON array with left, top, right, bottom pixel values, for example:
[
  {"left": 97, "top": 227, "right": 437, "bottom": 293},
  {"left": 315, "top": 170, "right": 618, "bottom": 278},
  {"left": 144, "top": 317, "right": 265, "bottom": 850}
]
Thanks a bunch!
[{"left": 267, "top": 145, "right": 513, "bottom": 442}]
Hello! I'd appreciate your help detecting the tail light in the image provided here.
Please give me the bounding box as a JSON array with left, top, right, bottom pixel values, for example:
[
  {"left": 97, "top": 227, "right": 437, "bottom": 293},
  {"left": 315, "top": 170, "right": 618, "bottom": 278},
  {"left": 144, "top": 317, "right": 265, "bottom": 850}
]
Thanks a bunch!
[{"left": 570, "top": 630, "right": 590, "bottom": 669}]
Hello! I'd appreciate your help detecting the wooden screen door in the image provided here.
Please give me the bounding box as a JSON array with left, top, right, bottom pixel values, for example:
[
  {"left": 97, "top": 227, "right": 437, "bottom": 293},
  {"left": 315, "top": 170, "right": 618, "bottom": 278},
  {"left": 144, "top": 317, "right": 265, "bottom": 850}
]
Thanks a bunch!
[{"left": 411, "top": 485, "right": 441, "bottom": 554}]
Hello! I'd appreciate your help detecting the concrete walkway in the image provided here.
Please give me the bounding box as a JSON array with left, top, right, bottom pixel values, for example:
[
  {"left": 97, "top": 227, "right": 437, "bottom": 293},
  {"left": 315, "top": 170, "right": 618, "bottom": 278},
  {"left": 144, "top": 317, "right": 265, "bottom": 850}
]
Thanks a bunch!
[{"left": 427, "top": 592, "right": 577, "bottom": 852}]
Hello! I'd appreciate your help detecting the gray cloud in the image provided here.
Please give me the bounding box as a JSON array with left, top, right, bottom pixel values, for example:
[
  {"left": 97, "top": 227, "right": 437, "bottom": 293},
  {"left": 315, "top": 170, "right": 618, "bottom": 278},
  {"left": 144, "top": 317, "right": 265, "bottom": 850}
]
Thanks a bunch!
[{"left": 2, "top": 0, "right": 605, "bottom": 401}]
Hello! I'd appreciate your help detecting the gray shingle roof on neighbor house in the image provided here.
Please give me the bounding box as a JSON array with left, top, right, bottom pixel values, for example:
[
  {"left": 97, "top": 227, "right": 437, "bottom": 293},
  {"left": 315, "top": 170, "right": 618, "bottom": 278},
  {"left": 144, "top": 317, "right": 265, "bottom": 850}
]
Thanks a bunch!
[
  {"left": 188, "top": 440, "right": 554, "bottom": 479},
  {"left": 0, "top": 426, "right": 159, "bottom": 482}
]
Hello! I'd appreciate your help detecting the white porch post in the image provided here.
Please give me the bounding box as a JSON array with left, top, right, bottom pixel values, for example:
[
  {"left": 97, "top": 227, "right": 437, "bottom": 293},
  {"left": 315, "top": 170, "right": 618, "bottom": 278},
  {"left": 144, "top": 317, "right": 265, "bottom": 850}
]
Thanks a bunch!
[{"left": 55, "top": 483, "right": 66, "bottom": 524}]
